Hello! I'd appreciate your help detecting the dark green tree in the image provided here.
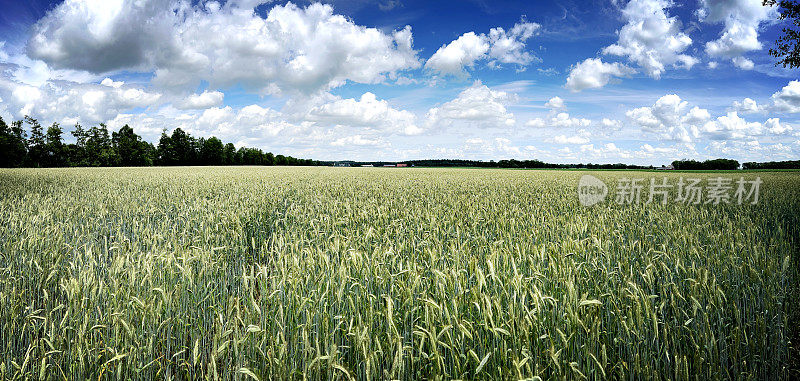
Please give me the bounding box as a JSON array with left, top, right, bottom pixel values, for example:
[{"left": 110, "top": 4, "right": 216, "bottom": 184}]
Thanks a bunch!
[
  {"left": 223, "top": 143, "right": 236, "bottom": 165},
  {"left": 45, "top": 122, "right": 67, "bottom": 167},
  {"left": 764, "top": 1, "right": 800, "bottom": 68},
  {"left": 170, "top": 128, "right": 197, "bottom": 165},
  {"left": 85, "top": 124, "right": 118, "bottom": 166},
  {"left": 69, "top": 123, "right": 88, "bottom": 166},
  {"left": 112, "top": 124, "right": 152, "bottom": 166},
  {"left": 157, "top": 130, "right": 175, "bottom": 165},
  {"left": 25, "top": 116, "right": 46, "bottom": 167},
  {"left": 0, "top": 117, "right": 28, "bottom": 167},
  {"left": 201, "top": 137, "right": 224, "bottom": 165}
]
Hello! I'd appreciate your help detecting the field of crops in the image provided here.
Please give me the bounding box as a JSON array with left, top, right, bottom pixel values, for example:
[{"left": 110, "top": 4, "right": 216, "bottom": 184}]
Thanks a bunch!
[{"left": 0, "top": 167, "right": 798, "bottom": 379}]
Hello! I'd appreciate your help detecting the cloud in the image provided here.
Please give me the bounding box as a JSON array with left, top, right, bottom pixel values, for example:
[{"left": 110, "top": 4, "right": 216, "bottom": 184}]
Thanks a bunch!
[
  {"left": 731, "top": 97, "right": 763, "bottom": 114},
  {"left": 771, "top": 80, "right": 800, "bottom": 112},
  {"left": 527, "top": 112, "right": 591, "bottom": 129},
  {"left": 106, "top": 103, "right": 312, "bottom": 149},
  {"left": 425, "top": 21, "right": 540, "bottom": 77},
  {"left": 426, "top": 81, "right": 517, "bottom": 127},
  {"left": 701, "top": 111, "right": 763, "bottom": 139},
  {"left": 552, "top": 129, "right": 591, "bottom": 144},
  {"left": 331, "top": 135, "right": 386, "bottom": 147},
  {"left": 304, "top": 92, "right": 422, "bottom": 135},
  {"left": 626, "top": 94, "right": 710, "bottom": 142},
  {"left": 578, "top": 142, "right": 633, "bottom": 160},
  {"left": 487, "top": 21, "right": 541, "bottom": 66},
  {"left": 1, "top": 51, "right": 99, "bottom": 87},
  {"left": 732, "top": 56, "right": 755, "bottom": 70},
  {"left": 27, "top": 1, "right": 421, "bottom": 94},
  {"left": 764, "top": 118, "right": 792, "bottom": 134},
  {"left": 27, "top": 0, "right": 175, "bottom": 73},
  {"left": 692, "top": 107, "right": 792, "bottom": 141},
  {"left": 424, "top": 33, "right": 489, "bottom": 77},
  {"left": 378, "top": 1, "right": 403, "bottom": 11},
  {"left": 537, "top": 67, "right": 559, "bottom": 76},
  {"left": 565, "top": 58, "right": 636, "bottom": 92},
  {"left": 700, "top": 112, "right": 793, "bottom": 140},
  {"left": 602, "top": 0, "right": 697, "bottom": 79},
  {"left": 0, "top": 76, "right": 161, "bottom": 124},
  {"left": 601, "top": 118, "right": 623, "bottom": 129},
  {"left": 175, "top": 90, "right": 224, "bottom": 109},
  {"left": 705, "top": 140, "right": 797, "bottom": 162},
  {"left": 544, "top": 96, "right": 566, "bottom": 110},
  {"left": 101, "top": 77, "right": 124, "bottom": 88},
  {"left": 700, "top": 0, "right": 775, "bottom": 68}
]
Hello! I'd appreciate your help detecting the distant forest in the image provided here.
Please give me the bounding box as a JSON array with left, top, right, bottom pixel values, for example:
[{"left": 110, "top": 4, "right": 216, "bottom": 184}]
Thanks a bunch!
[
  {"left": 742, "top": 160, "right": 800, "bottom": 170},
  {"left": 1, "top": 116, "right": 798, "bottom": 169},
  {"left": 672, "top": 159, "right": 800, "bottom": 170},
  {"left": 0, "top": 116, "right": 318, "bottom": 168},
  {"left": 402, "top": 159, "right": 654, "bottom": 169}
]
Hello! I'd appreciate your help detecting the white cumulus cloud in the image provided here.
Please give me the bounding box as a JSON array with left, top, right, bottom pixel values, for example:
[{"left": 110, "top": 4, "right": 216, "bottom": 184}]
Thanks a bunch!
[
  {"left": 0, "top": 76, "right": 161, "bottom": 124},
  {"left": 626, "top": 94, "right": 709, "bottom": 142},
  {"left": 27, "top": 0, "right": 421, "bottom": 94},
  {"left": 425, "top": 21, "right": 540, "bottom": 77},
  {"left": 603, "top": 0, "right": 697, "bottom": 79},
  {"left": 565, "top": 58, "right": 636, "bottom": 92},
  {"left": 771, "top": 80, "right": 800, "bottom": 113},
  {"left": 544, "top": 96, "right": 566, "bottom": 110},
  {"left": 176, "top": 90, "right": 224, "bottom": 109},
  {"left": 731, "top": 97, "right": 763, "bottom": 114},
  {"left": 305, "top": 92, "right": 421, "bottom": 135},
  {"left": 700, "top": 0, "right": 775, "bottom": 68},
  {"left": 426, "top": 81, "right": 517, "bottom": 128}
]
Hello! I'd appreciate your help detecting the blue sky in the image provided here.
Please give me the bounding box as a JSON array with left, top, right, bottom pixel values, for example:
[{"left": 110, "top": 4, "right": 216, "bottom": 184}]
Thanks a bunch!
[{"left": 0, "top": 0, "right": 798, "bottom": 164}]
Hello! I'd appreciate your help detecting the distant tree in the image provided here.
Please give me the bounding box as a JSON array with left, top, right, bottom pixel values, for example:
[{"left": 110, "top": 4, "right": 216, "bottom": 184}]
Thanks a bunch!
[
  {"left": 238, "top": 147, "right": 265, "bottom": 165},
  {"left": 25, "top": 116, "right": 46, "bottom": 167},
  {"left": 69, "top": 123, "right": 88, "bottom": 166},
  {"left": 45, "top": 122, "right": 67, "bottom": 167},
  {"left": 142, "top": 141, "right": 157, "bottom": 165},
  {"left": 4, "top": 117, "right": 318, "bottom": 168},
  {"left": 672, "top": 158, "right": 739, "bottom": 170},
  {"left": 112, "top": 124, "right": 152, "bottom": 166},
  {"left": 169, "top": 128, "right": 197, "bottom": 165},
  {"left": 201, "top": 137, "right": 224, "bottom": 165},
  {"left": 705, "top": 158, "right": 740, "bottom": 170},
  {"left": 743, "top": 159, "right": 800, "bottom": 169},
  {"left": 223, "top": 143, "right": 237, "bottom": 165},
  {"left": 157, "top": 130, "right": 175, "bottom": 165},
  {"left": 84, "top": 124, "right": 117, "bottom": 166},
  {"left": 764, "top": 1, "right": 800, "bottom": 68},
  {"left": 0, "top": 117, "right": 28, "bottom": 167}
]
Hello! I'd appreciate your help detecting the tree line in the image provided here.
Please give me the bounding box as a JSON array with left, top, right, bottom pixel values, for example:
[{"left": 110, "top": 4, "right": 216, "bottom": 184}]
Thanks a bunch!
[
  {"left": 742, "top": 160, "right": 800, "bottom": 170},
  {"left": 0, "top": 116, "right": 318, "bottom": 168},
  {"left": 343, "top": 159, "right": 654, "bottom": 169},
  {"left": 671, "top": 159, "right": 741, "bottom": 170}
]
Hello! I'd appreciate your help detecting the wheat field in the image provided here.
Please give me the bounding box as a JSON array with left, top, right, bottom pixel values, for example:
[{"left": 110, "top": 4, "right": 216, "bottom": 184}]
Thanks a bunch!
[{"left": 0, "top": 167, "right": 798, "bottom": 380}]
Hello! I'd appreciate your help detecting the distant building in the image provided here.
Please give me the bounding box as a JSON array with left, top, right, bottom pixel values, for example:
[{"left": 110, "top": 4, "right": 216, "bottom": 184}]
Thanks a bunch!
[
  {"left": 656, "top": 165, "right": 674, "bottom": 170},
  {"left": 383, "top": 164, "right": 396, "bottom": 167},
  {"left": 396, "top": 163, "right": 408, "bottom": 167},
  {"left": 361, "top": 164, "right": 374, "bottom": 167},
  {"left": 333, "top": 161, "right": 354, "bottom": 167}
]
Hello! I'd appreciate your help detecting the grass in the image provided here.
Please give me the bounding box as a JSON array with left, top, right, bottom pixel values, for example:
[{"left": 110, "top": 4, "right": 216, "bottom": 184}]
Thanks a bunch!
[{"left": 0, "top": 166, "right": 798, "bottom": 379}]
